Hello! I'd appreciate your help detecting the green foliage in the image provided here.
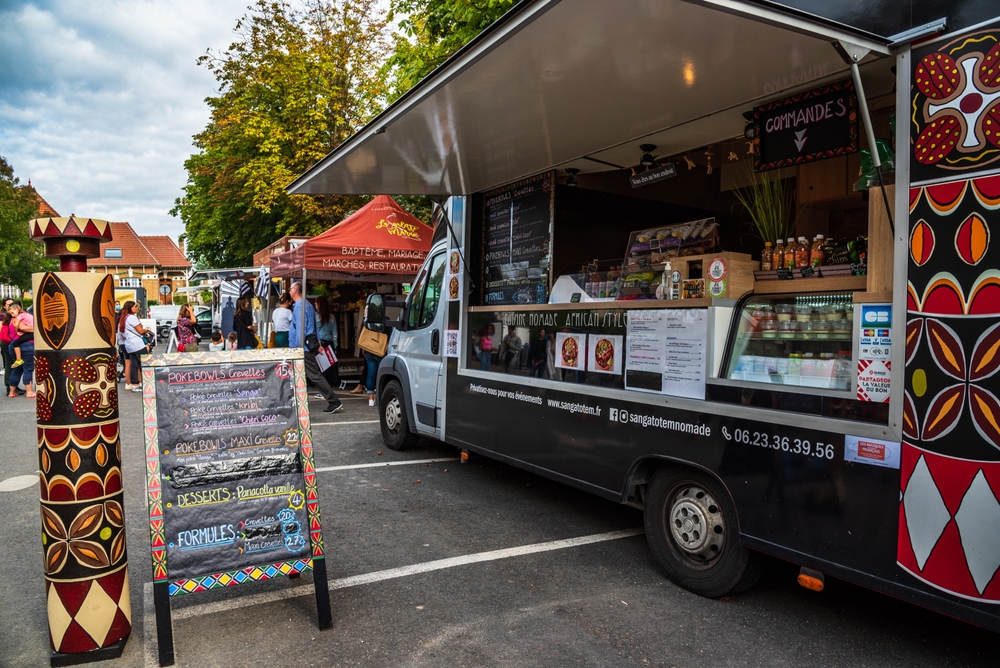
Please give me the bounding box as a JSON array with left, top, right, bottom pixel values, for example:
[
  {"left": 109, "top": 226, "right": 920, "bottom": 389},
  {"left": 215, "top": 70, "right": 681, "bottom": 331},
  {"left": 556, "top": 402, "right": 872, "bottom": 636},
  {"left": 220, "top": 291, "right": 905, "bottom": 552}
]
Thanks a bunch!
[
  {"left": 148, "top": 299, "right": 160, "bottom": 306},
  {"left": 0, "top": 156, "right": 57, "bottom": 288},
  {"left": 172, "top": 294, "right": 189, "bottom": 305},
  {"left": 200, "top": 290, "right": 214, "bottom": 304},
  {"left": 173, "top": 0, "right": 390, "bottom": 268},
  {"left": 384, "top": 0, "right": 515, "bottom": 102}
]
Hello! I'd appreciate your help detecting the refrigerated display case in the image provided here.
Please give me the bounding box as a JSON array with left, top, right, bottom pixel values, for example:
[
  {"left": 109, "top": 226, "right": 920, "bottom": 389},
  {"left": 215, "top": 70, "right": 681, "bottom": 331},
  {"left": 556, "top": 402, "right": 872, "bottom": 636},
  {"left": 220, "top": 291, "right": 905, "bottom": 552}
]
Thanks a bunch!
[{"left": 723, "top": 292, "right": 856, "bottom": 395}]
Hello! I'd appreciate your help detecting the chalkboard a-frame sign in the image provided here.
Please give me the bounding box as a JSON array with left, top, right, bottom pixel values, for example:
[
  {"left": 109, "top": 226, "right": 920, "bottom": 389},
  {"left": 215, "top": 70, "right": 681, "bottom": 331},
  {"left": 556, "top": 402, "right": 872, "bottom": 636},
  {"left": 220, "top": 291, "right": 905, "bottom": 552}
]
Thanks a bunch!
[
  {"left": 141, "top": 348, "right": 331, "bottom": 666},
  {"left": 753, "top": 78, "right": 858, "bottom": 172}
]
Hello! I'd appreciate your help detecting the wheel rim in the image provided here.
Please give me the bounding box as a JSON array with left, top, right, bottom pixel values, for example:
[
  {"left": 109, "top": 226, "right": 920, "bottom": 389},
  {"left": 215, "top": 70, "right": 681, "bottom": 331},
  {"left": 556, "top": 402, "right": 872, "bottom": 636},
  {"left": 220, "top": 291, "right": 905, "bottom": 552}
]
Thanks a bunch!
[
  {"left": 667, "top": 484, "right": 725, "bottom": 567},
  {"left": 384, "top": 396, "right": 402, "bottom": 432}
]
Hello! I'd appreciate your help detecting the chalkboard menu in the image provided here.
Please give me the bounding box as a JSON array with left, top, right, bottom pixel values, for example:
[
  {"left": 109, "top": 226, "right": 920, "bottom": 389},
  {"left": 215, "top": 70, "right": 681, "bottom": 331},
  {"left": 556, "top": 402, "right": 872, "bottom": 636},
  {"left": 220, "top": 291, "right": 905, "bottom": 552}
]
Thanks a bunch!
[
  {"left": 753, "top": 79, "right": 858, "bottom": 172},
  {"left": 142, "top": 349, "right": 326, "bottom": 590},
  {"left": 482, "top": 171, "right": 555, "bottom": 305}
]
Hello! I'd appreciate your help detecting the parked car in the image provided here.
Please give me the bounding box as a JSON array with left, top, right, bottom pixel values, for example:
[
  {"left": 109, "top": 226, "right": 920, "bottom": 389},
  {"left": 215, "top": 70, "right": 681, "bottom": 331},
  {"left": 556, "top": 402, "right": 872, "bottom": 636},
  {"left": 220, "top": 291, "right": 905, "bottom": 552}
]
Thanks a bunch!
[{"left": 151, "top": 305, "right": 212, "bottom": 342}]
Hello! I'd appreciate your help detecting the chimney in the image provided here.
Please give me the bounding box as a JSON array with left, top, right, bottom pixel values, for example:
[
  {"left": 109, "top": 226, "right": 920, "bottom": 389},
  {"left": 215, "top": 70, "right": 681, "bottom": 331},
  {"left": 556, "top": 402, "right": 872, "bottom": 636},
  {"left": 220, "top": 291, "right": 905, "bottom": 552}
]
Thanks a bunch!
[{"left": 178, "top": 237, "right": 186, "bottom": 257}]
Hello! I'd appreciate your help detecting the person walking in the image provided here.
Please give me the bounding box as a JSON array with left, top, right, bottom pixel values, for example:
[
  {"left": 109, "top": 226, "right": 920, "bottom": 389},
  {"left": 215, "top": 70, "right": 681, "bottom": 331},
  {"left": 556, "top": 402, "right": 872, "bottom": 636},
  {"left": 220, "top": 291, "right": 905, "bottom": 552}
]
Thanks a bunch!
[
  {"left": 119, "top": 301, "right": 150, "bottom": 392},
  {"left": 176, "top": 304, "right": 199, "bottom": 352},
  {"left": 478, "top": 324, "right": 495, "bottom": 371},
  {"left": 272, "top": 292, "right": 293, "bottom": 348},
  {"left": 497, "top": 326, "right": 522, "bottom": 374},
  {"left": 316, "top": 295, "right": 339, "bottom": 389},
  {"left": 232, "top": 296, "right": 257, "bottom": 349},
  {"left": 289, "top": 282, "right": 342, "bottom": 414},
  {"left": 6, "top": 301, "right": 35, "bottom": 398}
]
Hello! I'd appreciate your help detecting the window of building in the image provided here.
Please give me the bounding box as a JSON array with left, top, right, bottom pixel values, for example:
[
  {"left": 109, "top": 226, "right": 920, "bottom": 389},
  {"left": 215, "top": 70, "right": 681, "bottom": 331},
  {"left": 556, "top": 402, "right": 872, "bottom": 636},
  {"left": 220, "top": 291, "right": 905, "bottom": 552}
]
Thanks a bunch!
[
  {"left": 105, "top": 248, "right": 123, "bottom": 258},
  {"left": 119, "top": 277, "right": 141, "bottom": 288}
]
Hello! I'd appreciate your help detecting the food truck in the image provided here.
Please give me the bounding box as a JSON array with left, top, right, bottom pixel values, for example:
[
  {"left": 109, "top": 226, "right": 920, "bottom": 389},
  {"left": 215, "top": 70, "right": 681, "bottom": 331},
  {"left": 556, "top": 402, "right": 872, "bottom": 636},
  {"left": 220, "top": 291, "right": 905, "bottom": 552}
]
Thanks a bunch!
[{"left": 287, "top": 1, "right": 1000, "bottom": 632}]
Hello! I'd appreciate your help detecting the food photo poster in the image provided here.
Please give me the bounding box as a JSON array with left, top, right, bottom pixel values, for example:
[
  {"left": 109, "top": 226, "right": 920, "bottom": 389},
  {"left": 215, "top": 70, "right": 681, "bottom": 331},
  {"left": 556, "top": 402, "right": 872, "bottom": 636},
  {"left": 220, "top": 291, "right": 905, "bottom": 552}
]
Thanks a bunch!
[
  {"left": 555, "top": 332, "right": 585, "bottom": 370},
  {"left": 587, "top": 334, "right": 622, "bottom": 375}
]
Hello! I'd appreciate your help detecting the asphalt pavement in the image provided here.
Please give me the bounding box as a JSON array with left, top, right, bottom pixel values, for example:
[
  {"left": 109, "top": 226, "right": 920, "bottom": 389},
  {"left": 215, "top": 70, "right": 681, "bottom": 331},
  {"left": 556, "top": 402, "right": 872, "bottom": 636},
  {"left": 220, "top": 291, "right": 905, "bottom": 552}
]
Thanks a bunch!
[{"left": 0, "top": 373, "right": 997, "bottom": 667}]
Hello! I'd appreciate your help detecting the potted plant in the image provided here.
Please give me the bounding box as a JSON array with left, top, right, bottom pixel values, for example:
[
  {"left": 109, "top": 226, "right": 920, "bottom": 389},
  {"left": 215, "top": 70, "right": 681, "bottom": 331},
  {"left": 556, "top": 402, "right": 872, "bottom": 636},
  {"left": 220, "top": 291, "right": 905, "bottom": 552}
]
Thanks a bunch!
[{"left": 732, "top": 166, "right": 794, "bottom": 245}]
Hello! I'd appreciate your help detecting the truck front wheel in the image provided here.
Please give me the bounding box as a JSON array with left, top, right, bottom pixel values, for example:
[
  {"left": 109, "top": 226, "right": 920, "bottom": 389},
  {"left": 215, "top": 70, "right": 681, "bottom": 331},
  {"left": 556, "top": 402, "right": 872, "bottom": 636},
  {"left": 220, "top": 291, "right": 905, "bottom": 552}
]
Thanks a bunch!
[
  {"left": 644, "top": 467, "right": 761, "bottom": 598},
  {"left": 380, "top": 380, "right": 419, "bottom": 451}
]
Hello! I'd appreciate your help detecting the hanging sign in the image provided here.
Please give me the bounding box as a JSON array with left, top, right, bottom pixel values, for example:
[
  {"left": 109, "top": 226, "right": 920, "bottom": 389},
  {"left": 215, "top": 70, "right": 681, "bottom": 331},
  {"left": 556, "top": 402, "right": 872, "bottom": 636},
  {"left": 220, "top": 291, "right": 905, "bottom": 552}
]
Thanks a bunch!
[
  {"left": 141, "top": 349, "right": 331, "bottom": 665},
  {"left": 754, "top": 79, "right": 858, "bottom": 172},
  {"left": 629, "top": 163, "right": 677, "bottom": 188}
]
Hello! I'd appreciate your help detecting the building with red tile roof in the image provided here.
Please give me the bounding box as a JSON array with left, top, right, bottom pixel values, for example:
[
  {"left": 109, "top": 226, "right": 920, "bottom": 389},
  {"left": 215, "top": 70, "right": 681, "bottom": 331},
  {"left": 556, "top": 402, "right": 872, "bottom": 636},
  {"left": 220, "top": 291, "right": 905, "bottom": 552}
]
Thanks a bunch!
[
  {"left": 87, "top": 222, "right": 191, "bottom": 303},
  {"left": 28, "top": 181, "right": 60, "bottom": 218}
]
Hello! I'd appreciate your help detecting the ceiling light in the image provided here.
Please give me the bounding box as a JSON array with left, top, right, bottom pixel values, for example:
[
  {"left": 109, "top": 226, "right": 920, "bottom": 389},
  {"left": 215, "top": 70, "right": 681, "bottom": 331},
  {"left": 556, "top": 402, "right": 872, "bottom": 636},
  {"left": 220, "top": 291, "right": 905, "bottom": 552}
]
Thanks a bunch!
[
  {"left": 565, "top": 168, "right": 579, "bottom": 187},
  {"left": 639, "top": 144, "right": 657, "bottom": 167},
  {"left": 744, "top": 122, "right": 755, "bottom": 140}
]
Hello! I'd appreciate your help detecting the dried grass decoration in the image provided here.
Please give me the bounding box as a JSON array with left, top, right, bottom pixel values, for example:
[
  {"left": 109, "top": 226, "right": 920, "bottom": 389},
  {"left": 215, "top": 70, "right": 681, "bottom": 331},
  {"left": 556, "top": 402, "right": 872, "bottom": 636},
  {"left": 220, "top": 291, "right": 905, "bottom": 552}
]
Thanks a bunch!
[{"left": 731, "top": 164, "right": 794, "bottom": 245}]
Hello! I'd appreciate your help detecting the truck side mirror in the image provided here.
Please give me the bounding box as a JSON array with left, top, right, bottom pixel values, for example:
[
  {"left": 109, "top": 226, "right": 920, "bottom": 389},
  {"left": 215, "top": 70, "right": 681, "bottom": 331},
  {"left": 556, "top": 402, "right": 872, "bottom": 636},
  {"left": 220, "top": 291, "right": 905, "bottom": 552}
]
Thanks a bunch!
[{"left": 365, "top": 293, "right": 386, "bottom": 332}]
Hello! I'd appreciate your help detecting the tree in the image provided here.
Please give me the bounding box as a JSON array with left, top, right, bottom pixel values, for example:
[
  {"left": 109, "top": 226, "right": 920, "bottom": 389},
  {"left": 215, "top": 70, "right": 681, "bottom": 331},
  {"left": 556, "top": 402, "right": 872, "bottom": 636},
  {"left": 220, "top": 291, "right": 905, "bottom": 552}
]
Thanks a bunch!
[
  {"left": 0, "top": 156, "right": 56, "bottom": 289},
  {"left": 173, "top": 0, "right": 390, "bottom": 267},
  {"left": 383, "top": 0, "right": 515, "bottom": 102}
]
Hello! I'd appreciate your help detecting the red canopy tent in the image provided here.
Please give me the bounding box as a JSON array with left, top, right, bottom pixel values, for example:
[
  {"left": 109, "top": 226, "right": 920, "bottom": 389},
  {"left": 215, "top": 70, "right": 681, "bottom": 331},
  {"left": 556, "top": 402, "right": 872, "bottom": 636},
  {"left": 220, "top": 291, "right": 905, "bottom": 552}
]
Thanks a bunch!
[{"left": 270, "top": 195, "right": 432, "bottom": 281}]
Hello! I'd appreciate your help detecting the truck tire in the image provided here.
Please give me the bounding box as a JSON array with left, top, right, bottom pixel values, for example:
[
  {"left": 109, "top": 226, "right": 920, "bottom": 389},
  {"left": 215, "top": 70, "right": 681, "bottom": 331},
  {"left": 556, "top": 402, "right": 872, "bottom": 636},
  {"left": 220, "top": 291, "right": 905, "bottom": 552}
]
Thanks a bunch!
[
  {"left": 644, "top": 466, "right": 761, "bottom": 598},
  {"left": 380, "top": 380, "right": 419, "bottom": 451}
]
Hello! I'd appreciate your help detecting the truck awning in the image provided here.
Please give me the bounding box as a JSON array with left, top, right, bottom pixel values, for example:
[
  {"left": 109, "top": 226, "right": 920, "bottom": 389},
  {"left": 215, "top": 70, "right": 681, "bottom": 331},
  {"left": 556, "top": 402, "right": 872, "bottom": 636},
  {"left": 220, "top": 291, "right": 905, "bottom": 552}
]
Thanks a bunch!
[{"left": 287, "top": 0, "right": 890, "bottom": 197}]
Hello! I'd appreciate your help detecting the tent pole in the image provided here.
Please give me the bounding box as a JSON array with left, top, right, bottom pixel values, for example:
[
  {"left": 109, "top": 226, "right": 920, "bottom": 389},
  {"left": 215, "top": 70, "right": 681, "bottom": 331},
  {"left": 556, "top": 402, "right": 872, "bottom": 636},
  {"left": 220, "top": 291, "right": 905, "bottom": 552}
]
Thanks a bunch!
[{"left": 300, "top": 265, "right": 307, "bottom": 347}]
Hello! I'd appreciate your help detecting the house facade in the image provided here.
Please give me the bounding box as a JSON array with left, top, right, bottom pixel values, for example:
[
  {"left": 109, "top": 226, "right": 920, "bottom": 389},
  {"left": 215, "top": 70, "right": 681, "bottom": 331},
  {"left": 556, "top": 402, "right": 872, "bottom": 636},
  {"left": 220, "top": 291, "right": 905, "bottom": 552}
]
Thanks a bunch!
[{"left": 86, "top": 222, "right": 191, "bottom": 303}]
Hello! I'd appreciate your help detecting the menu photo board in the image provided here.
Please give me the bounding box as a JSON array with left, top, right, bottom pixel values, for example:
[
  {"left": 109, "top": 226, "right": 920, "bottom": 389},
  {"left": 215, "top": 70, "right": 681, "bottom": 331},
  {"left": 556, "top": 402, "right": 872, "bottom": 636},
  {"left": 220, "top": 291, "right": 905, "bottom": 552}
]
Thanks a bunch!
[
  {"left": 482, "top": 171, "right": 555, "bottom": 305},
  {"left": 141, "top": 348, "right": 330, "bottom": 665}
]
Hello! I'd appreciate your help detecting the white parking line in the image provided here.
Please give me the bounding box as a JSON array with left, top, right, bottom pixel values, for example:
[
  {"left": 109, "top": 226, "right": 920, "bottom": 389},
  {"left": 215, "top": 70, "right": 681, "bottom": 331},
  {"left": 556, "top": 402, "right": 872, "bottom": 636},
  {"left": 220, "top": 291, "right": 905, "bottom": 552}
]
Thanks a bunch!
[
  {"left": 311, "top": 420, "right": 379, "bottom": 426},
  {"left": 315, "top": 457, "right": 458, "bottom": 472},
  {"left": 145, "top": 527, "right": 644, "bottom": 631}
]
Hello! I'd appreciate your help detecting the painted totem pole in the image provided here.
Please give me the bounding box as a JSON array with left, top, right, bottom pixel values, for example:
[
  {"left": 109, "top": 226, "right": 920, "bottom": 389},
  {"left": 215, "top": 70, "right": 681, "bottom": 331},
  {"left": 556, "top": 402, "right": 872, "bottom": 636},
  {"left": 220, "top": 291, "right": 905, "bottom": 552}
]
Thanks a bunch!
[
  {"left": 30, "top": 216, "right": 131, "bottom": 662},
  {"left": 901, "top": 27, "right": 1000, "bottom": 606}
]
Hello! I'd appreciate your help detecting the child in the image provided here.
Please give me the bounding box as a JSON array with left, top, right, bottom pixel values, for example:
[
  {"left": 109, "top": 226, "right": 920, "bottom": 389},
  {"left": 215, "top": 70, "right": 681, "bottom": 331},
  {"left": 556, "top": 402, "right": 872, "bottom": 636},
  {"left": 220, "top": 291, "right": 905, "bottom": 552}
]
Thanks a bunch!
[
  {"left": 226, "top": 332, "right": 238, "bottom": 351},
  {"left": 208, "top": 330, "right": 225, "bottom": 352},
  {"left": 7, "top": 302, "right": 33, "bottom": 369}
]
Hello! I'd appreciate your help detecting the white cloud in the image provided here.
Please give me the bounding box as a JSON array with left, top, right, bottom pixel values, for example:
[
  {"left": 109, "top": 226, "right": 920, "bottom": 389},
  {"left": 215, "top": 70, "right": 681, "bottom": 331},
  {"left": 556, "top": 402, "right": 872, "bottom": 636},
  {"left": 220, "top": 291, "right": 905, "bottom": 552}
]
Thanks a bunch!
[{"left": 0, "top": 0, "right": 250, "bottom": 241}]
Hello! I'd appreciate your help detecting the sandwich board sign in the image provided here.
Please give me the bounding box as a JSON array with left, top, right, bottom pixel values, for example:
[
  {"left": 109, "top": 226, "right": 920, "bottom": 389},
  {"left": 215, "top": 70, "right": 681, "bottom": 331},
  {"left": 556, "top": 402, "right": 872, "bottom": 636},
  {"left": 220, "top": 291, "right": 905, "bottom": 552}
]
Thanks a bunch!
[{"left": 141, "top": 348, "right": 330, "bottom": 665}]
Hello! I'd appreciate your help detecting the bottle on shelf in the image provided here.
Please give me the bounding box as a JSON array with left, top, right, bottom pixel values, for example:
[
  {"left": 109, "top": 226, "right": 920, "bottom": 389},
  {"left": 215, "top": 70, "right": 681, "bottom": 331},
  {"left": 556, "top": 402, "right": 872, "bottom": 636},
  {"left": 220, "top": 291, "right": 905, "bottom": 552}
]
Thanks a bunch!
[
  {"left": 773, "top": 239, "right": 784, "bottom": 271},
  {"left": 795, "top": 236, "right": 809, "bottom": 268},
  {"left": 785, "top": 237, "right": 797, "bottom": 269},
  {"left": 761, "top": 241, "right": 773, "bottom": 271},
  {"left": 810, "top": 235, "right": 825, "bottom": 268}
]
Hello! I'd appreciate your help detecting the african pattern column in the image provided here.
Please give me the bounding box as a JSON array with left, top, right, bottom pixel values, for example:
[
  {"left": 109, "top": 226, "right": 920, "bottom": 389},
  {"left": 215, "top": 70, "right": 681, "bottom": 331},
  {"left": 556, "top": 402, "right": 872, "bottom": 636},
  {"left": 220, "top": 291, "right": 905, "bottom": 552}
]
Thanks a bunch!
[
  {"left": 29, "top": 215, "right": 131, "bottom": 660},
  {"left": 901, "top": 26, "right": 1000, "bottom": 605}
]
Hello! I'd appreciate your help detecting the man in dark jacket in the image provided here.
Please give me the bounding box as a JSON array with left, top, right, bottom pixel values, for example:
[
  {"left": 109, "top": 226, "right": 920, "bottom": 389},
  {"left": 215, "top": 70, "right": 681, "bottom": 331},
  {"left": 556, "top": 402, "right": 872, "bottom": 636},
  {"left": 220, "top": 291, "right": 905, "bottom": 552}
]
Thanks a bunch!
[{"left": 528, "top": 328, "right": 547, "bottom": 378}]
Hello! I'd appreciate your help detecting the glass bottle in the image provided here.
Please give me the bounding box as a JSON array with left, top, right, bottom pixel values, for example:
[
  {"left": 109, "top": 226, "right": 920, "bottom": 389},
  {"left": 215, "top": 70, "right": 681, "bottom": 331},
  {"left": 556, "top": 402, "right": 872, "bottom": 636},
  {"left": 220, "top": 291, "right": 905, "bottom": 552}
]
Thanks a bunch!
[
  {"left": 761, "top": 241, "right": 773, "bottom": 271},
  {"left": 795, "top": 236, "right": 809, "bottom": 268},
  {"left": 773, "top": 239, "right": 784, "bottom": 271},
  {"left": 785, "top": 238, "right": 797, "bottom": 269},
  {"left": 810, "top": 234, "right": 825, "bottom": 268}
]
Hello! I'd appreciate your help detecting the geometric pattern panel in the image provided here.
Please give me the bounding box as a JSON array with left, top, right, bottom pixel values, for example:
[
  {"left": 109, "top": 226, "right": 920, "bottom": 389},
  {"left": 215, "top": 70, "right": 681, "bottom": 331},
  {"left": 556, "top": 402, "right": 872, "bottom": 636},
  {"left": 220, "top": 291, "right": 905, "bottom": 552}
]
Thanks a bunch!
[
  {"left": 169, "top": 558, "right": 313, "bottom": 597},
  {"left": 898, "top": 443, "right": 1000, "bottom": 603},
  {"left": 46, "top": 566, "right": 131, "bottom": 652}
]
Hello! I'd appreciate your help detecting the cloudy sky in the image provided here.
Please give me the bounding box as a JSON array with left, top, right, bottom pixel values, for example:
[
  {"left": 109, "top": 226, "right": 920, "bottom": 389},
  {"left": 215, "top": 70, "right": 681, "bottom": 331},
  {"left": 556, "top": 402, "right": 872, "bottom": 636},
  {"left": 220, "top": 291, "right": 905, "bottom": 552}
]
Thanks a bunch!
[{"left": 0, "top": 0, "right": 276, "bottom": 241}]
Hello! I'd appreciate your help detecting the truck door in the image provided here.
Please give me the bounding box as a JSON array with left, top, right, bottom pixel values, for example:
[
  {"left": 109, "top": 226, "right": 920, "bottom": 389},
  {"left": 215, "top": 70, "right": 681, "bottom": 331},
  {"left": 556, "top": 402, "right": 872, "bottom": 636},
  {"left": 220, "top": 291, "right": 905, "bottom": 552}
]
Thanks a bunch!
[{"left": 397, "top": 250, "right": 446, "bottom": 435}]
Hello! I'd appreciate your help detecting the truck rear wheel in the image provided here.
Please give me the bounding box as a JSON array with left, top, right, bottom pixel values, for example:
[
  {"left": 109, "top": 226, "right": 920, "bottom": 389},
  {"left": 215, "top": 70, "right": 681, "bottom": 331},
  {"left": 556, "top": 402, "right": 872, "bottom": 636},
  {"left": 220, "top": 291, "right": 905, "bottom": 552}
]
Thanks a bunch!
[
  {"left": 380, "top": 380, "right": 419, "bottom": 451},
  {"left": 644, "top": 466, "right": 760, "bottom": 598}
]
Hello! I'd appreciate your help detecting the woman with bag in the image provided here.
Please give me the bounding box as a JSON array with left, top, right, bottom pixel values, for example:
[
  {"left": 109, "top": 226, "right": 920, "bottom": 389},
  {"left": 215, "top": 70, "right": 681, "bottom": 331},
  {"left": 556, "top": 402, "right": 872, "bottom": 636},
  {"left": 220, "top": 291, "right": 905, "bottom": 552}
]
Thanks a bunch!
[
  {"left": 176, "top": 304, "right": 199, "bottom": 352},
  {"left": 119, "top": 301, "right": 150, "bottom": 392},
  {"left": 233, "top": 296, "right": 257, "bottom": 349},
  {"left": 315, "top": 295, "right": 339, "bottom": 389}
]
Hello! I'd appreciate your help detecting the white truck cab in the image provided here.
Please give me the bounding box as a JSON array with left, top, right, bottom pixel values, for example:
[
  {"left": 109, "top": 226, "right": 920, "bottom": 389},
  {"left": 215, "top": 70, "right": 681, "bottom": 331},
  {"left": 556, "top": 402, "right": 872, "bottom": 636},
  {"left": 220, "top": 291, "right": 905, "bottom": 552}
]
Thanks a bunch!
[{"left": 367, "top": 236, "right": 450, "bottom": 449}]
